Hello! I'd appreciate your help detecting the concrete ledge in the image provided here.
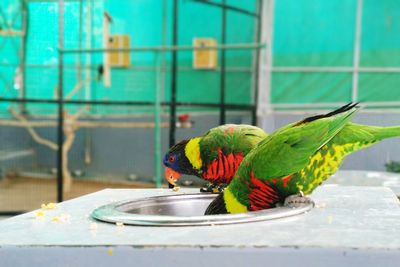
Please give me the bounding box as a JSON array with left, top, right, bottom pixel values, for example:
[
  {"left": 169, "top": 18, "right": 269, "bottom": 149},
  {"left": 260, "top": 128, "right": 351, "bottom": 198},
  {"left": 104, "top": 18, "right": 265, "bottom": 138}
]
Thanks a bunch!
[{"left": 0, "top": 185, "right": 399, "bottom": 266}]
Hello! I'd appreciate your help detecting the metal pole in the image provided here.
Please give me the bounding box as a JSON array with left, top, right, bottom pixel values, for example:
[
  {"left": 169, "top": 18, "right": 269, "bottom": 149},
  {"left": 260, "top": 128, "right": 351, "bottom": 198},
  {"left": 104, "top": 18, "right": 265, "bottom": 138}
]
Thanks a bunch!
[
  {"left": 8, "top": 62, "right": 400, "bottom": 74},
  {"left": 76, "top": 0, "right": 83, "bottom": 86},
  {"left": 270, "top": 102, "right": 400, "bottom": 109},
  {"left": 103, "top": 12, "right": 111, "bottom": 87},
  {"left": 169, "top": 0, "right": 178, "bottom": 148},
  {"left": 60, "top": 43, "right": 265, "bottom": 54},
  {"left": 154, "top": 53, "right": 162, "bottom": 188},
  {"left": 19, "top": 0, "right": 28, "bottom": 114},
  {"left": 252, "top": 0, "right": 263, "bottom": 125},
  {"left": 257, "top": 0, "right": 275, "bottom": 132},
  {"left": 57, "top": 0, "right": 65, "bottom": 202},
  {"left": 85, "top": 0, "right": 92, "bottom": 100},
  {"left": 0, "top": 96, "right": 256, "bottom": 110},
  {"left": 191, "top": 0, "right": 259, "bottom": 17},
  {"left": 219, "top": 0, "right": 226, "bottom": 125},
  {"left": 154, "top": 0, "right": 168, "bottom": 188},
  {"left": 77, "top": 0, "right": 83, "bottom": 93},
  {"left": 352, "top": 0, "right": 363, "bottom": 102},
  {"left": 258, "top": 0, "right": 274, "bottom": 117},
  {"left": 84, "top": 0, "right": 93, "bottom": 166},
  {"left": 168, "top": 0, "right": 178, "bottom": 188}
]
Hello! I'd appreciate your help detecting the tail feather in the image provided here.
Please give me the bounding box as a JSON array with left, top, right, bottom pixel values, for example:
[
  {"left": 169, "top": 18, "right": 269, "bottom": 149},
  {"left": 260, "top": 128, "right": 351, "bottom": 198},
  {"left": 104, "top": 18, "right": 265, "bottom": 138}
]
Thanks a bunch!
[
  {"left": 204, "top": 193, "right": 228, "bottom": 215},
  {"left": 294, "top": 102, "right": 359, "bottom": 127},
  {"left": 374, "top": 126, "right": 400, "bottom": 140},
  {"left": 334, "top": 123, "right": 400, "bottom": 145}
]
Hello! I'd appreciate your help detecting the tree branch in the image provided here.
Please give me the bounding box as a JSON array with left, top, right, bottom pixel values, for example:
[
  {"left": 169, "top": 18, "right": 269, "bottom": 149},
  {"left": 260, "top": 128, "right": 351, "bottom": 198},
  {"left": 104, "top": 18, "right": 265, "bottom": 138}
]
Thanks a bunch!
[{"left": 8, "top": 107, "right": 58, "bottom": 150}]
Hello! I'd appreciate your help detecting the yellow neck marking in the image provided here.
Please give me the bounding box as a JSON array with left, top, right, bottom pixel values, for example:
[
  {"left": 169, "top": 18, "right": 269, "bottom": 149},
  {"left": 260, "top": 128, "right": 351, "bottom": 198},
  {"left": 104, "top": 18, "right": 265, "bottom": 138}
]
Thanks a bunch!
[
  {"left": 224, "top": 188, "right": 248, "bottom": 214},
  {"left": 185, "top": 138, "right": 202, "bottom": 170}
]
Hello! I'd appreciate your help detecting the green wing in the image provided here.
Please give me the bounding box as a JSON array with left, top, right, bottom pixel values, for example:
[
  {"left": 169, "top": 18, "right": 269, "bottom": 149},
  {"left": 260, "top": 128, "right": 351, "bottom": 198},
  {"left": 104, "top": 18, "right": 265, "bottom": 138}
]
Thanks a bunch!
[{"left": 228, "top": 104, "right": 359, "bottom": 208}]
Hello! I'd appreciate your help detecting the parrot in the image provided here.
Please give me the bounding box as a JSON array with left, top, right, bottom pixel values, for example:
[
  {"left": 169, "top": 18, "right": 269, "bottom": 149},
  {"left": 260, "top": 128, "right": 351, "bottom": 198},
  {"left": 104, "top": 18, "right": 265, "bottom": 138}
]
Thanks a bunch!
[
  {"left": 163, "top": 124, "right": 268, "bottom": 192},
  {"left": 205, "top": 102, "right": 400, "bottom": 215}
]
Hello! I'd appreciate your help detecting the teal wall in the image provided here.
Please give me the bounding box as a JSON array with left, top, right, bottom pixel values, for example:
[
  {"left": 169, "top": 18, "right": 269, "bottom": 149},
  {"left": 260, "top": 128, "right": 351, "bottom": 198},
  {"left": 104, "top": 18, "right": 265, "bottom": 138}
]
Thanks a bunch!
[
  {"left": 2, "top": 0, "right": 398, "bottom": 110},
  {"left": 101, "top": 0, "right": 256, "bottom": 105},
  {"left": 0, "top": 0, "right": 257, "bottom": 114},
  {"left": 271, "top": 0, "right": 400, "bottom": 105}
]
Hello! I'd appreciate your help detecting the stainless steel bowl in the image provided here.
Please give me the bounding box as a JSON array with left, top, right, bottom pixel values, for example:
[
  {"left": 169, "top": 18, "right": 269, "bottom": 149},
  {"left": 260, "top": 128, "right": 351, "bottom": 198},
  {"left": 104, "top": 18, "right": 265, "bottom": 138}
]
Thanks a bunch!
[{"left": 91, "top": 193, "right": 313, "bottom": 226}]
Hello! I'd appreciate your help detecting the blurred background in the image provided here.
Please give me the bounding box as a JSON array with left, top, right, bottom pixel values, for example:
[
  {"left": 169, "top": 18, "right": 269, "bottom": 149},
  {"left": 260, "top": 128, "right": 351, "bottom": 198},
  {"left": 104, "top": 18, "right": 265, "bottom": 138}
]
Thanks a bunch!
[{"left": 0, "top": 0, "right": 399, "bottom": 215}]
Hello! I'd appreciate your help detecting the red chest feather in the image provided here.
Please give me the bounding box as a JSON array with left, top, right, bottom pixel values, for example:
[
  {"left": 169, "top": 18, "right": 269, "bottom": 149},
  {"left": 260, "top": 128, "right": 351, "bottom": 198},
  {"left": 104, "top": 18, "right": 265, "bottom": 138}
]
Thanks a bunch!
[{"left": 202, "top": 149, "right": 244, "bottom": 183}]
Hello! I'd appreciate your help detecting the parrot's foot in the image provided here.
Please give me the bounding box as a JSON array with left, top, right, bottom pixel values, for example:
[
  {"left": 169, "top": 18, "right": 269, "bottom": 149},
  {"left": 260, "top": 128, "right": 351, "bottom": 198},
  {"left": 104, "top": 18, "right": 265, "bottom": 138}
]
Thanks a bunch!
[
  {"left": 284, "top": 191, "right": 315, "bottom": 208},
  {"left": 200, "top": 183, "right": 227, "bottom": 193}
]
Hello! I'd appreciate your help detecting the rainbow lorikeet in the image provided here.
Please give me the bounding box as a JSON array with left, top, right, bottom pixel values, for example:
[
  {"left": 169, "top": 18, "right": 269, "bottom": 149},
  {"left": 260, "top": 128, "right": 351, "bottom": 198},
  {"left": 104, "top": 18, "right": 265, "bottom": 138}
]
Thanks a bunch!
[
  {"left": 205, "top": 103, "right": 400, "bottom": 214},
  {"left": 163, "top": 124, "right": 267, "bottom": 191}
]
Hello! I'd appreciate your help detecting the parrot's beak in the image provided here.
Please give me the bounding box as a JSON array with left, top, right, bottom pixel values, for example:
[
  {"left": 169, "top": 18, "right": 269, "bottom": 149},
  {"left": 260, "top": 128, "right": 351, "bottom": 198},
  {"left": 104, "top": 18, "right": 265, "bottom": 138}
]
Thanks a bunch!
[{"left": 165, "top": 167, "right": 182, "bottom": 186}]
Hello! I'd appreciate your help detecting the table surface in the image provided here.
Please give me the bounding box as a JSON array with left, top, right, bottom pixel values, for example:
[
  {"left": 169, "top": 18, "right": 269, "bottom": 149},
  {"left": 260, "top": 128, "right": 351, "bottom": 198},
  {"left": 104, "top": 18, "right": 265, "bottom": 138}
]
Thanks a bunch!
[{"left": 0, "top": 185, "right": 400, "bottom": 250}]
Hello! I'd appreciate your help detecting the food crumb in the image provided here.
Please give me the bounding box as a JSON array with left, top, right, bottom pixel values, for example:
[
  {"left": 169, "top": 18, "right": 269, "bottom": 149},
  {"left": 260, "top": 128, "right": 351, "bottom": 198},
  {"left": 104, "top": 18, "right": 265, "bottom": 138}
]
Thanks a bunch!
[
  {"left": 172, "top": 186, "right": 180, "bottom": 192},
  {"left": 316, "top": 202, "right": 327, "bottom": 208},
  {"left": 116, "top": 222, "right": 124, "bottom": 227},
  {"left": 51, "top": 216, "right": 61, "bottom": 222},
  {"left": 34, "top": 211, "right": 46, "bottom": 219},
  {"left": 328, "top": 215, "right": 333, "bottom": 224},
  {"left": 41, "top": 203, "right": 57, "bottom": 210},
  {"left": 107, "top": 248, "right": 113, "bottom": 256}
]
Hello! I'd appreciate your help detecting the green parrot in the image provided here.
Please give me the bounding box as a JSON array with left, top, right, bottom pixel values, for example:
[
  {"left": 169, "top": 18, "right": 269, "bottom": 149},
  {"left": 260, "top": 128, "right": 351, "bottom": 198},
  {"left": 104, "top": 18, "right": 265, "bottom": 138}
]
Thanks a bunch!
[
  {"left": 163, "top": 124, "right": 267, "bottom": 191},
  {"left": 205, "top": 103, "right": 400, "bottom": 214}
]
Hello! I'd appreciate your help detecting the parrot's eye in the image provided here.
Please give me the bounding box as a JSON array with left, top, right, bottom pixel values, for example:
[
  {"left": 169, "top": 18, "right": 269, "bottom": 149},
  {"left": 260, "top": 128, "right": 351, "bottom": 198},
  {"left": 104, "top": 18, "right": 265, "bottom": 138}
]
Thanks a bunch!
[{"left": 168, "top": 155, "right": 176, "bottom": 163}]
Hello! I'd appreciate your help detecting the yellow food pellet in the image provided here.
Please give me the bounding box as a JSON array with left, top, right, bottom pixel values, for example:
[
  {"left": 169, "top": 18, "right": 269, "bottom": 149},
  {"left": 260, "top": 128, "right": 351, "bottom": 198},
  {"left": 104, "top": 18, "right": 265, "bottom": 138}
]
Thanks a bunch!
[
  {"left": 41, "top": 203, "right": 57, "bottom": 210},
  {"left": 328, "top": 215, "right": 333, "bottom": 224},
  {"left": 107, "top": 248, "right": 113, "bottom": 256},
  {"left": 52, "top": 216, "right": 61, "bottom": 222},
  {"left": 34, "top": 211, "right": 46, "bottom": 219},
  {"left": 116, "top": 222, "right": 124, "bottom": 227},
  {"left": 172, "top": 186, "right": 180, "bottom": 192},
  {"left": 47, "top": 203, "right": 57, "bottom": 209}
]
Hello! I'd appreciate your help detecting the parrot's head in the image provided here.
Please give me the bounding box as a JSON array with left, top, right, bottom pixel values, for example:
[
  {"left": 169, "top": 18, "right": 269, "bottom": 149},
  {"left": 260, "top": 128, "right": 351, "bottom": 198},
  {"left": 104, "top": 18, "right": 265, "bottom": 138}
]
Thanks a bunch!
[{"left": 163, "top": 138, "right": 201, "bottom": 186}]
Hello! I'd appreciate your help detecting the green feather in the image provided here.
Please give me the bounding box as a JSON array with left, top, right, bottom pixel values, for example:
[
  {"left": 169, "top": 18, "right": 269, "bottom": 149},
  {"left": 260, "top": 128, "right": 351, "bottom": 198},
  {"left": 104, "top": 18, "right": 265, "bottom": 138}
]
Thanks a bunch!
[
  {"left": 206, "top": 104, "right": 400, "bottom": 215},
  {"left": 199, "top": 124, "right": 267, "bottom": 167},
  {"left": 293, "top": 123, "right": 400, "bottom": 194},
  {"left": 226, "top": 104, "right": 359, "bottom": 209}
]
